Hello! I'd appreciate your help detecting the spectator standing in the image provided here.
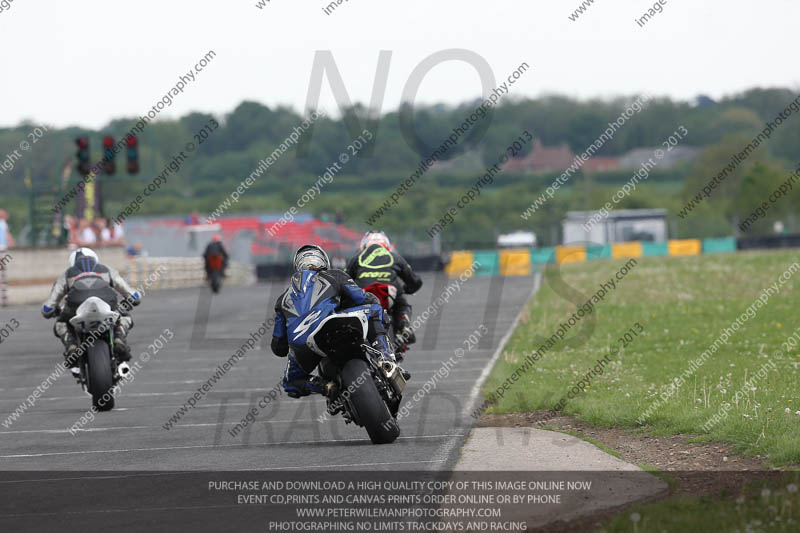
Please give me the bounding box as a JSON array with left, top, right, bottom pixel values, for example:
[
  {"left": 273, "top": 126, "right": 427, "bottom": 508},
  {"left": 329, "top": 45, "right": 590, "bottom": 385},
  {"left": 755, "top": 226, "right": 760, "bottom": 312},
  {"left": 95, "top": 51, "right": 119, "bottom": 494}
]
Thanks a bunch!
[
  {"left": 112, "top": 220, "right": 125, "bottom": 244},
  {"left": 97, "top": 217, "right": 112, "bottom": 242},
  {"left": 0, "top": 209, "right": 16, "bottom": 250},
  {"left": 76, "top": 218, "right": 98, "bottom": 246},
  {"left": 125, "top": 241, "right": 146, "bottom": 258},
  {"left": 0, "top": 209, "right": 13, "bottom": 307}
]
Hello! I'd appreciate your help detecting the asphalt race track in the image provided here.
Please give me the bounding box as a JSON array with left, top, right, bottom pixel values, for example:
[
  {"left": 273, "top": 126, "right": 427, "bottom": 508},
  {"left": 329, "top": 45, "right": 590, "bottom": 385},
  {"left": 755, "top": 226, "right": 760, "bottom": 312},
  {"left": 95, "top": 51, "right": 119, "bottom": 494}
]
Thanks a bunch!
[{"left": 0, "top": 274, "right": 535, "bottom": 472}]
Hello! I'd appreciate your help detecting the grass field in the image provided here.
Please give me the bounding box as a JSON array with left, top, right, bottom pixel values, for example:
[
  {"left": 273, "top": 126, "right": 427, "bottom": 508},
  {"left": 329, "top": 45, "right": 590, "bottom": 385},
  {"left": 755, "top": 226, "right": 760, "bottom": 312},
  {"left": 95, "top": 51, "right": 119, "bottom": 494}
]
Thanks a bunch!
[{"left": 481, "top": 249, "right": 800, "bottom": 466}]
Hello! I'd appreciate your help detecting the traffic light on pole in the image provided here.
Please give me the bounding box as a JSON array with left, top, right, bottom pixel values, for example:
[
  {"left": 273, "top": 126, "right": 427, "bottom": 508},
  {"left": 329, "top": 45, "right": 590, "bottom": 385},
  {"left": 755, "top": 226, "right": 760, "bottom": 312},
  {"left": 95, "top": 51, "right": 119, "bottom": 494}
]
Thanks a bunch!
[
  {"left": 75, "top": 137, "right": 90, "bottom": 176},
  {"left": 126, "top": 135, "right": 139, "bottom": 174},
  {"left": 102, "top": 136, "right": 116, "bottom": 175}
]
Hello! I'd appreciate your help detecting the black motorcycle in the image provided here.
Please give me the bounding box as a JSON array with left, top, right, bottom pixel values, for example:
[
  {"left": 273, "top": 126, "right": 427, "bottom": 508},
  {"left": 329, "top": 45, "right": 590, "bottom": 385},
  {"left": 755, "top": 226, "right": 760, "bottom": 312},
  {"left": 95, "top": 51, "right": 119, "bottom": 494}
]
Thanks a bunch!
[
  {"left": 67, "top": 296, "right": 131, "bottom": 411},
  {"left": 308, "top": 312, "right": 407, "bottom": 444}
]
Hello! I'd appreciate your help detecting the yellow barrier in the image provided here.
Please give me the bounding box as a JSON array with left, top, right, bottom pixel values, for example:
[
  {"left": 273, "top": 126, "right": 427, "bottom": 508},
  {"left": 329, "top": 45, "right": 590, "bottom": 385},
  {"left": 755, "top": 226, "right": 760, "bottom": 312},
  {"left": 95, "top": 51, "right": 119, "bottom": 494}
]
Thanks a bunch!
[
  {"left": 611, "top": 241, "right": 643, "bottom": 259},
  {"left": 445, "top": 250, "right": 476, "bottom": 276},
  {"left": 499, "top": 249, "right": 532, "bottom": 276},
  {"left": 668, "top": 239, "right": 702, "bottom": 256},
  {"left": 555, "top": 245, "right": 586, "bottom": 264}
]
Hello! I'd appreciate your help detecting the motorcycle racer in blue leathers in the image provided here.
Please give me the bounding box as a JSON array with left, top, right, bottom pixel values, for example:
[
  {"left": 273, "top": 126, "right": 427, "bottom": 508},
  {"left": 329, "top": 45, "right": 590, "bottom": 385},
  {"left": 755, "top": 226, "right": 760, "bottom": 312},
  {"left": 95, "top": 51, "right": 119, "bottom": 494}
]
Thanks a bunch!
[{"left": 270, "top": 244, "right": 396, "bottom": 398}]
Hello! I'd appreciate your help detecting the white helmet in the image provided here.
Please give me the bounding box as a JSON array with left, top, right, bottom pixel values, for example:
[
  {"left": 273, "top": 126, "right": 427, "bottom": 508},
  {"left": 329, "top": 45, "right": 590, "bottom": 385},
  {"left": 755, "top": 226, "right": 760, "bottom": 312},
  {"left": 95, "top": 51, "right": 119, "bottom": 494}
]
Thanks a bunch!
[
  {"left": 360, "top": 231, "right": 392, "bottom": 251},
  {"left": 293, "top": 245, "right": 330, "bottom": 272},
  {"left": 69, "top": 247, "right": 99, "bottom": 267}
]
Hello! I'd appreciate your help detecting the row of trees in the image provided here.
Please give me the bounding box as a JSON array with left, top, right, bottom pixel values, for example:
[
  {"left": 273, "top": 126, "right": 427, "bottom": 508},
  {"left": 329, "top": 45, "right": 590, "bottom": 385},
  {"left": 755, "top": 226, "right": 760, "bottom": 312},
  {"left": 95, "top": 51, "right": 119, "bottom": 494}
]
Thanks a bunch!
[{"left": 0, "top": 88, "right": 798, "bottom": 247}]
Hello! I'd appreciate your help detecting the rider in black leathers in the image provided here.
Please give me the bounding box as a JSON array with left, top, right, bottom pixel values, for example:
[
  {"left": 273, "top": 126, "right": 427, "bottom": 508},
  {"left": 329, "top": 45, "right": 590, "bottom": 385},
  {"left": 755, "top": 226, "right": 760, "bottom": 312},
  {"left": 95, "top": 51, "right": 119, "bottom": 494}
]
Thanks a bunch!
[
  {"left": 203, "top": 235, "right": 229, "bottom": 279},
  {"left": 271, "top": 244, "right": 396, "bottom": 398},
  {"left": 41, "top": 248, "right": 141, "bottom": 371},
  {"left": 346, "top": 232, "right": 422, "bottom": 350}
]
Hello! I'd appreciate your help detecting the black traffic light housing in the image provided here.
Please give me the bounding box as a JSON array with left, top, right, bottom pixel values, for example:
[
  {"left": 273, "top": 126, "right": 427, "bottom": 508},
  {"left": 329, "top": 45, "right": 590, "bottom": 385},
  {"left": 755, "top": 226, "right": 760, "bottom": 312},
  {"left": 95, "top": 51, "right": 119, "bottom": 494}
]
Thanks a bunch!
[
  {"left": 126, "top": 135, "right": 139, "bottom": 174},
  {"left": 75, "top": 137, "right": 90, "bottom": 176},
  {"left": 102, "top": 136, "right": 116, "bottom": 175}
]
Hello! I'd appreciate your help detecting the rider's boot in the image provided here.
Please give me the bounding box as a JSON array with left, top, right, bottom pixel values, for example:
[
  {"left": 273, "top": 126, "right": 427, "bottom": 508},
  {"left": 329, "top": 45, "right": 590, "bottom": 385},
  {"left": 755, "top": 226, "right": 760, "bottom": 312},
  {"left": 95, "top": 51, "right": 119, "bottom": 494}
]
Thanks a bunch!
[
  {"left": 55, "top": 322, "right": 80, "bottom": 377},
  {"left": 395, "top": 313, "right": 416, "bottom": 345},
  {"left": 113, "top": 320, "right": 132, "bottom": 363},
  {"left": 282, "top": 354, "right": 324, "bottom": 398},
  {"left": 372, "top": 334, "right": 396, "bottom": 362},
  {"left": 62, "top": 334, "right": 80, "bottom": 376}
]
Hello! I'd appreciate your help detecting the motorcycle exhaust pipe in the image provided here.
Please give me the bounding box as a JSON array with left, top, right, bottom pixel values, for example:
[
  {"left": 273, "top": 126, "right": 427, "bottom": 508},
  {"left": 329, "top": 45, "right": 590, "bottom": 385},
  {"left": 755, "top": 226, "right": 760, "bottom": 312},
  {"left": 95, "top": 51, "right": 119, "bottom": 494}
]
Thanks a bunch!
[
  {"left": 117, "top": 362, "right": 132, "bottom": 378},
  {"left": 380, "top": 360, "right": 406, "bottom": 395}
]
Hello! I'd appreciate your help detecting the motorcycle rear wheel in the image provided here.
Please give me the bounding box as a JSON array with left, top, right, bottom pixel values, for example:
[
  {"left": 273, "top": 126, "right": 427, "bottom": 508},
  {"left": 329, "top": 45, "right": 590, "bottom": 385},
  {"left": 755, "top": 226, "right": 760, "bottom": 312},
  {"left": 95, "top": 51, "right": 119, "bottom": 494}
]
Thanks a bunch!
[
  {"left": 86, "top": 340, "right": 115, "bottom": 412},
  {"left": 210, "top": 271, "right": 222, "bottom": 293},
  {"left": 341, "top": 359, "right": 399, "bottom": 444}
]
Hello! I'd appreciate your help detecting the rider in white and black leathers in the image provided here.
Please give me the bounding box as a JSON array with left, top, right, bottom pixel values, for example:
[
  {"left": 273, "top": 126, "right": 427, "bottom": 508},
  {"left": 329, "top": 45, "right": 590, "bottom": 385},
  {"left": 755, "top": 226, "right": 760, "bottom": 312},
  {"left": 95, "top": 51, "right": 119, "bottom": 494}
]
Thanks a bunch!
[
  {"left": 42, "top": 248, "right": 141, "bottom": 370},
  {"left": 271, "top": 245, "right": 396, "bottom": 398}
]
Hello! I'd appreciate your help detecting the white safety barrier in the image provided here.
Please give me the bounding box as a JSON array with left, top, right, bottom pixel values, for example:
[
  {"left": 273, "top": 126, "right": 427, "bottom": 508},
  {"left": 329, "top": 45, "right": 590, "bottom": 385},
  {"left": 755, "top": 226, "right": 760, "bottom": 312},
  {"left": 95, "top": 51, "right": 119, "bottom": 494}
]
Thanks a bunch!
[{"left": 123, "top": 257, "right": 253, "bottom": 290}]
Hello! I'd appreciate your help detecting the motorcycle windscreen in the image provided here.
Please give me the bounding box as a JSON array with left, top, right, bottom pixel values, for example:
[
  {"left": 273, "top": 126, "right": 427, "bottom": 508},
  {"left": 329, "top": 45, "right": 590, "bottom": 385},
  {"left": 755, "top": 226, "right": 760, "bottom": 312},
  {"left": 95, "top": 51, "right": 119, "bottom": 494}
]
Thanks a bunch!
[{"left": 306, "top": 312, "right": 368, "bottom": 361}]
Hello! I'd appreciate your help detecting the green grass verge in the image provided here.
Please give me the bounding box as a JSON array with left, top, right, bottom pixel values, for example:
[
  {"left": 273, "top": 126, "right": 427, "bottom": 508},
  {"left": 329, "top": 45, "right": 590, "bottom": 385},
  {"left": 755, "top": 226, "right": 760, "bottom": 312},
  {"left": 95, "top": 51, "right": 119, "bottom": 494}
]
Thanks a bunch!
[{"left": 481, "top": 249, "right": 800, "bottom": 466}]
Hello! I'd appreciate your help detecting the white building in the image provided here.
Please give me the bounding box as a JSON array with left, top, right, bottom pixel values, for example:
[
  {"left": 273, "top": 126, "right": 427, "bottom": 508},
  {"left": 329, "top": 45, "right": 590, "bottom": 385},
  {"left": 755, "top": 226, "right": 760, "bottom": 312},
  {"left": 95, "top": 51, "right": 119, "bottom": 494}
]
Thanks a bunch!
[
  {"left": 497, "top": 230, "right": 537, "bottom": 248},
  {"left": 563, "top": 209, "right": 668, "bottom": 245}
]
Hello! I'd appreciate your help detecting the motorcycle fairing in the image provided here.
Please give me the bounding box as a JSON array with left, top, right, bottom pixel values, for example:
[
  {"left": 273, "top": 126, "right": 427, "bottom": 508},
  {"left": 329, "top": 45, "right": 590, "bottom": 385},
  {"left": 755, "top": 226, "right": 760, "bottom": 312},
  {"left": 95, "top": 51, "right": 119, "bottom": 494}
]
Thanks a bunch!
[
  {"left": 306, "top": 308, "right": 370, "bottom": 359},
  {"left": 69, "top": 296, "right": 120, "bottom": 333}
]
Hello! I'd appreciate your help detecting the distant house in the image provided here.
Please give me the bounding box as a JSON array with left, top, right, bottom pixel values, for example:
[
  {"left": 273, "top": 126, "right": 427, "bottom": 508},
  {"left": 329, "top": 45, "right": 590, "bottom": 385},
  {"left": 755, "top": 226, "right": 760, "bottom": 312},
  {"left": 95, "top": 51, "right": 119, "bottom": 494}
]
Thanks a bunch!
[
  {"left": 504, "top": 139, "right": 574, "bottom": 173},
  {"left": 583, "top": 157, "right": 620, "bottom": 172},
  {"left": 563, "top": 209, "right": 668, "bottom": 245}
]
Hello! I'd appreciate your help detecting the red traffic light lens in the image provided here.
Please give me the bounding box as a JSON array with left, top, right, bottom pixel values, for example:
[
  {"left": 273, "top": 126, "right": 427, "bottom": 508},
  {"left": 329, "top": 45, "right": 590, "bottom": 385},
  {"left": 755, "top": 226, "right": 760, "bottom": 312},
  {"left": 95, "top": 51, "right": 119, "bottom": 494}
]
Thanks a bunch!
[
  {"left": 126, "top": 136, "right": 138, "bottom": 147},
  {"left": 103, "top": 136, "right": 114, "bottom": 148},
  {"left": 76, "top": 137, "right": 88, "bottom": 148}
]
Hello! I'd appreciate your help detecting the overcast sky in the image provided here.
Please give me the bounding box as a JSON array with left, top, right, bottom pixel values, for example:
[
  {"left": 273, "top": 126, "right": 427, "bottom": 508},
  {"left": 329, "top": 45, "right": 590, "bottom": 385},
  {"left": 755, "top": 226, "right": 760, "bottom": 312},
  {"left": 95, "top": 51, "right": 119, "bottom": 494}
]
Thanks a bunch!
[{"left": 0, "top": 0, "right": 796, "bottom": 129}]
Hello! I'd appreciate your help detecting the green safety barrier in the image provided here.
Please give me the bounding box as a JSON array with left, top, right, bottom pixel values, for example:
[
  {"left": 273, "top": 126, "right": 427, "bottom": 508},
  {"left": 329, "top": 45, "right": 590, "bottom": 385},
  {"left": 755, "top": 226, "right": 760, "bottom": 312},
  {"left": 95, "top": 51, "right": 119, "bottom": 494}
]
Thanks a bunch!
[
  {"left": 472, "top": 250, "right": 500, "bottom": 276},
  {"left": 586, "top": 244, "right": 611, "bottom": 260},
  {"left": 642, "top": 242, "right": 668, "bottom": 256},
  {"left": 703, "top": 237, "right": 737, "bottom": 253},
  {"left": 530, "top": 247, "right": 556, "bottom": 264}
]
